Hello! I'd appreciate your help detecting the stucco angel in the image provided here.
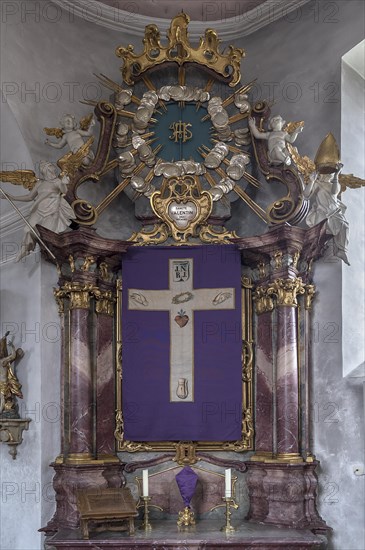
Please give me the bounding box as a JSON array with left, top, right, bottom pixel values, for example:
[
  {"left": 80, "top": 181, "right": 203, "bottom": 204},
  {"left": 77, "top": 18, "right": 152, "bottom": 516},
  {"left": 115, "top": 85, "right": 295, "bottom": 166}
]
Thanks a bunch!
[
  {"left": 0, "top": 162, "right": 76, "bottom": 261},
  {"left": 44, "top": 113, "right": 95, "bottom": 166},
  {"left": 249, "top": 115, "right": 304, "bottom": 165},
  {"left": 303, "top": 163, "right": 350, "bottom": 265}
]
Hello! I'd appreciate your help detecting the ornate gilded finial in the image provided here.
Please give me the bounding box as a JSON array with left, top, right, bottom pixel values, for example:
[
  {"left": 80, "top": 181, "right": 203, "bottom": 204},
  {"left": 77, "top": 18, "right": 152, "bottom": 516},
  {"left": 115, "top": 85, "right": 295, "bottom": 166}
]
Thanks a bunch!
[
  {"left": 314, "top": 133, "right": 341, "bottom": 174},
  {"left": 116, "top": 14, "right": 244, "bottom": 87}
]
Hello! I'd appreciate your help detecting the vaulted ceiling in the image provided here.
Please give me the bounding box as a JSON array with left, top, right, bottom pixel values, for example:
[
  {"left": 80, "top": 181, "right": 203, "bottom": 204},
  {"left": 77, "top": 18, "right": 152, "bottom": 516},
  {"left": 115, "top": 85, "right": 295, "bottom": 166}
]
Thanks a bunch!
[{"left": 98, "top": 0, "right": 267, "bottom": 21}]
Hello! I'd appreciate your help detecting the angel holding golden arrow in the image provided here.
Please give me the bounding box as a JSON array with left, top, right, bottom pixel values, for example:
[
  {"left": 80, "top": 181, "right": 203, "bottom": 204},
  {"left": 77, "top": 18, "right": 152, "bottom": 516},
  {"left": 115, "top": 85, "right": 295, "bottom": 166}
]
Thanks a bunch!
[{"left": 0, "top": 136, "right": 93, "bottom": 262}]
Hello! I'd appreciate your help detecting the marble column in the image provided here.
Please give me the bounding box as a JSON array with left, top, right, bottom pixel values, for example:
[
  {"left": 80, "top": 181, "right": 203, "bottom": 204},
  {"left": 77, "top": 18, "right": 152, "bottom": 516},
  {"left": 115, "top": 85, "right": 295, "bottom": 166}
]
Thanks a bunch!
[
  {"left": 94, "top": 280, "right": 117, "bottom": 458},
  {"left": 37, "top": 226, "right": 131, "bottom": 533},
  {"left": 273, "top": 279, "right": 305, "bottom": 461},
  {"left": 254, "top": 310, "right": 274, "bottom": 456},
  {"left": 235, "top": 223, "right": 330, "bottom": 531},
  {"left": 68, "top": 292, "right": 94, "bottom": 458}
]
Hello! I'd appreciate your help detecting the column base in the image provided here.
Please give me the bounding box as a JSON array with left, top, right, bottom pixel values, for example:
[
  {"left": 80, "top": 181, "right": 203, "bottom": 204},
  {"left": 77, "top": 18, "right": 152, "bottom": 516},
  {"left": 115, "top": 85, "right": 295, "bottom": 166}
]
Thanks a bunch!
[
  {"left": 39, "top": 460, "right": 125, "bottom": 534},
  {"left": 246, "top": 461, "right": 331, "bottom": 533},
  {"left": 251, "top": 452, "right": 304, "bottom": 464}
]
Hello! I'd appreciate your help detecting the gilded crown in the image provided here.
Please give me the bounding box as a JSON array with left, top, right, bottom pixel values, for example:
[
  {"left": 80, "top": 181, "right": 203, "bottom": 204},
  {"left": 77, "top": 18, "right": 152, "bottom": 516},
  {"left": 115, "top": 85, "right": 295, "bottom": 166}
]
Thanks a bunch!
[{"left": 116, "top": 13, "right": 244, "bottom": 87}]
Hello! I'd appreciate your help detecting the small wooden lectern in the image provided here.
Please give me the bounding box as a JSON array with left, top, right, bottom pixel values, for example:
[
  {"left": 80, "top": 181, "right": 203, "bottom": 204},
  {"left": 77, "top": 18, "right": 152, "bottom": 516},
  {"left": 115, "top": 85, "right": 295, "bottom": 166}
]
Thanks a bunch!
[{"left": 76, "top": 487, "right": 138, "bottom": 539}]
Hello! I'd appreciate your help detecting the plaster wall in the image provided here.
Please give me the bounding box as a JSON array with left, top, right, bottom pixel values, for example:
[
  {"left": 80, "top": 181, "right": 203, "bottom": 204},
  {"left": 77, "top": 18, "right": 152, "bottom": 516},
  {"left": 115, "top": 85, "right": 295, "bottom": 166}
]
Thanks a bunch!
[
  {"left": 341, "top": 41, "right": 365, "bottom": 377},
  {"left": 0, "top": 1, "right": 364, "bottom": 548}
]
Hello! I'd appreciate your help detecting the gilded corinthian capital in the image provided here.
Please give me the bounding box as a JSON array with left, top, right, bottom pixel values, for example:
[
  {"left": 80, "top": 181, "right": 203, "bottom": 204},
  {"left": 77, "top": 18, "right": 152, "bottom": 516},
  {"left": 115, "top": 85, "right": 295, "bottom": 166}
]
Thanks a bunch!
[
  {"left": 254, "top": 278, "right": 306, "bottom": 314},
  {"left": 268, "top": 278, "right": 306, "bottom": 307}
]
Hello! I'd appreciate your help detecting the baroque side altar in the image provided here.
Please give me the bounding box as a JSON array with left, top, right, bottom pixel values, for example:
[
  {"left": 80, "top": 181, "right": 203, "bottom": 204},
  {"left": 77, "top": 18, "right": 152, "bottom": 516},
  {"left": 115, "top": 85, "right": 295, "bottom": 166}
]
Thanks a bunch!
[{"left": 1, "top": 12, "right": 363, "bottom": 549}]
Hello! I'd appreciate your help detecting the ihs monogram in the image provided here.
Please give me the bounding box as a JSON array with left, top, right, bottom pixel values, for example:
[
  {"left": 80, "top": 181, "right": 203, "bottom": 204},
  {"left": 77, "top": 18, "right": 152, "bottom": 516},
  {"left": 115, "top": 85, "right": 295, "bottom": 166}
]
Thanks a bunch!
[{"left": 169, "top": 121, "right": 193, "bottom": 143}]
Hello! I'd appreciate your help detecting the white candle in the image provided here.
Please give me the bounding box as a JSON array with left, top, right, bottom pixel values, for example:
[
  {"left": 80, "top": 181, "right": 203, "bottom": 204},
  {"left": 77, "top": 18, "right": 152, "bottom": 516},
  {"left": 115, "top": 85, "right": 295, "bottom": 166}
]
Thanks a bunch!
[
  {"left": 142, "top": 469, "right": 149, "bottom": 497},
  {"left": 225, "top": 468, "right": 231, "bottom": 498}
]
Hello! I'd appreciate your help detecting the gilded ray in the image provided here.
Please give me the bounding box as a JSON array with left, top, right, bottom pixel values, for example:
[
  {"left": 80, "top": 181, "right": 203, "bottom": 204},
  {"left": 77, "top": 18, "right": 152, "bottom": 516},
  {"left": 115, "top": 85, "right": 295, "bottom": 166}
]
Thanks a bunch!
[
  {"left": 196, "top": 78, "right": 215, "bottom": 111},
  {"left": 222, "top": 79, "right": 257, "bottom": 108},
  {"left": 201, "top": 79, "right": 257, "bottom": 122},
  {"left": 211, "top": 139, "right": 250, "bottom": 156},
  {"left": 96, "top": 162, "right": 145, "bottom": 215},
  {"left": 228, "top": 112, "right": 250, "bottom": 125},
  {"left": 142, "top": 76, "right": 167, "bottom": 112},
  {"left": 203, "top": 168, "right": 229, "bottom": 208}
]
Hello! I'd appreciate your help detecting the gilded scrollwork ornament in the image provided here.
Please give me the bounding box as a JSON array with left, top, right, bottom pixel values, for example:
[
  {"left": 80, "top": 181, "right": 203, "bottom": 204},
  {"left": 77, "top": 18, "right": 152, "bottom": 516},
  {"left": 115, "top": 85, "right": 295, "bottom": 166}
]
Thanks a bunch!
[
  {"left": 304, "top": 284, "right": 316, "bottom": 310},
  {"left": 94, "top": 290, "right": 115, "bottom": 316},
  {"left": 116, "top": 13, "right": 244, "bottom": 87},
  {"left": 56, "top": 282, "right": 99, "bottom": 310},
  {"left": 253, "top": 285, "right": 275, "bottom": 315}
]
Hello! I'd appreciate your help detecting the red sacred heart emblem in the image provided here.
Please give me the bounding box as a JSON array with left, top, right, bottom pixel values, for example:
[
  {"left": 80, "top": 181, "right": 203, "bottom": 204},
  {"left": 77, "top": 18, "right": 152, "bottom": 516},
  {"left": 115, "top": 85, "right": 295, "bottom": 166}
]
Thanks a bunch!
[{"left": 175, "top": 312, "right": 189, "bottom": 328}]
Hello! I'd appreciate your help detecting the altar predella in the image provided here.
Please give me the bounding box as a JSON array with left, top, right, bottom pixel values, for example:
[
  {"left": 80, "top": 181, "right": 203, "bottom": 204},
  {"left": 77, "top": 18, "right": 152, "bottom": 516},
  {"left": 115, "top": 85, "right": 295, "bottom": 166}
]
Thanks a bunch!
[{"left": 1, "top": 12, "right": 364, "bottom": 548}]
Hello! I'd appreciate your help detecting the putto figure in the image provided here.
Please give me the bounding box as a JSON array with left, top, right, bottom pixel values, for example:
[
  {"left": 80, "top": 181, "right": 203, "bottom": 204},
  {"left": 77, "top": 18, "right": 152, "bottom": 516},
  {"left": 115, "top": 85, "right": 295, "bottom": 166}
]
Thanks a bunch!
[
  {"left": 44, "top": 113, "right": 95, "bottom": 166},
  {"left": 249, "top": 115, "right": 303, "bottom": 166}
]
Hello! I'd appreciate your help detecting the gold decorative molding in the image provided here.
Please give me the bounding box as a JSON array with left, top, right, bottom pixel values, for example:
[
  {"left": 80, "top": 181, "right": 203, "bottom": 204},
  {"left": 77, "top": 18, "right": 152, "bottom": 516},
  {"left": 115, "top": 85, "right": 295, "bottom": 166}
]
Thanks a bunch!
[
  {"left": 304, "top": 284, "right": 316, "bottom": 310},
  {"left": 55, "top": 282, "right": 99, "bottom": 310},
  {"left": 54, "top": 288, "right": 65, "bottom": 314},
  {"left": 99, "top": 262, "right": 112, "bottom": 282},
  {"left": 174, "top": 442, "right": 198, "bottom": 465},
  {"left": 177, "top": 506, "right": 195, "bottom": 528},
  {"left": 250, "top": 451, "right": 304, "bottom": 464},
  {"left": 253, "top": 285, "right": 275, "bottom": 315},
  {"left": 254, "top": 278, "right": 306, "bottom": 313},
  {"left": 199, "top": 224, "right": 238, "bottom": 244},
  {"left": 129, "top": 223, "right": 169, "bottom": 246},
  {"left": 115, "top": 273, "right": 254, "bottom": 453},
  {"left": 116, "top": 13, "right": 244, "bottom": 87},
  {"left": 273, "top": 250, "right": 283, "bottom": 269},
  {"left": 63, "top": 452, "right": 94, "bottom": 465},
  {"left": 0, "top": 418, "right": 31, "bottom": 459},
  {"left": 269, "top": 278, "right": 305, "bottom": 307},
  {"left": 151, "top": 175, "right": 213, "bottom": 244},
  {"left": 69, "top": 254, "right": 75, "bottom": 273},
  {"left": 292, "top": 250, "right": 300, "bottom": 268},
  {"left": 80, "top": 255, "right": 96, "bottom": 272},
  {"left": 94, "top": 290, "right": 115, "bottom": 316}
]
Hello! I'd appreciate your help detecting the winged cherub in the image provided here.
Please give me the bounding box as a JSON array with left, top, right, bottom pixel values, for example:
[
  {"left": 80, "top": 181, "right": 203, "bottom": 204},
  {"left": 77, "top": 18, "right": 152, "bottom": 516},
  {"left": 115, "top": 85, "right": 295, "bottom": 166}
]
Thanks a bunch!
[
  {"left": 249, "top": 115, "right": 304, "bottom": 166},
  {"left": 44, "top": 113, "right": 95, "bottom": 166}
]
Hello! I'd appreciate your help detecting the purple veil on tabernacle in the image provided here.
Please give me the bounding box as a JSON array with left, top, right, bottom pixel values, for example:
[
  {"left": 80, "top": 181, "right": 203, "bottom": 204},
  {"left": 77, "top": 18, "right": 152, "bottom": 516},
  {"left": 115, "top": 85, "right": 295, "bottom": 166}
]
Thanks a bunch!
[{"left": 175, "top": 466, "right": 198, "bottom": 508}]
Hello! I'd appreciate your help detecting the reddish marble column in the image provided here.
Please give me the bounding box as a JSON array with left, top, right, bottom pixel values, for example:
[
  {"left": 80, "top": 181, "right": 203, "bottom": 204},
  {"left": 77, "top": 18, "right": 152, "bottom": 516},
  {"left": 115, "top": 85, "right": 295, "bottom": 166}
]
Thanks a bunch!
[
  {"left": 37, "top": 227, "right": 132, "bottom": 534},
  {"left": 254, "top": 310, "right": 274, "bottom": 454},
  {"left": 276, "top": 306, "right": 300, "bottom": 457},
  {"left": 68, "top": 306, "right": 93, "bottom": 457},
  {"left": 95, "top": 309, "right": 115, "bottom": 457}
]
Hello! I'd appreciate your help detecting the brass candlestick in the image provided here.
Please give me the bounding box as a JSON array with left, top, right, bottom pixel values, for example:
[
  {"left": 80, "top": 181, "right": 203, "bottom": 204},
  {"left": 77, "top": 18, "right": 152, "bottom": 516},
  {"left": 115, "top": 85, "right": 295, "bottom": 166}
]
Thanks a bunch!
[
  {"left": 139, "top": 496, "right": 152, "bottom": 531},
  {"left": 220, "top": 497, "right": 236, "bottom": 533}
]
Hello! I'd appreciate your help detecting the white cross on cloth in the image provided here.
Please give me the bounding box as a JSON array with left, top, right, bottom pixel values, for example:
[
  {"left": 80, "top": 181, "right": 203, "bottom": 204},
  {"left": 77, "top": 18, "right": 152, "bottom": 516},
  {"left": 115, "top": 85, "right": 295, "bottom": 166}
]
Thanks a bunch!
[{"left": 128, "top": 258, "right": 235, "bottom": 402}]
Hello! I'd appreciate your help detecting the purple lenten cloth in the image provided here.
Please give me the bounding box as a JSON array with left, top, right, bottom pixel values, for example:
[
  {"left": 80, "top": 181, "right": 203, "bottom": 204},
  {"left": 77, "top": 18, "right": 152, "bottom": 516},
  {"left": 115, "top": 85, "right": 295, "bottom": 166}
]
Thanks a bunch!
[{"left": 175, "top": 467, "right": 198, "bottom": 507}]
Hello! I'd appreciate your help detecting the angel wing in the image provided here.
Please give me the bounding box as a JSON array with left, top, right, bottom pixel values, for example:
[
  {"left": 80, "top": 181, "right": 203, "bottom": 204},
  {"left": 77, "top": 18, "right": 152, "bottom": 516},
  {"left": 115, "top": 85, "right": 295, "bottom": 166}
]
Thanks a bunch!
[
  {"left": 339, "top": 173, "right": 365, "bottom": 194},
  {"left": 0, "top": 170, "right": 38, "bottom": 190},
  {"left": 79, "top": 113, "right": 94, "bottom": 131},
  {"left": 57, "top": 137, "right": 94, "bottom": 178},
  {"left": 287, "top": 144, "right": 316, "bottom": 182},
  {"left": 44, "top": 127, "right": 64, "bottom": 139},
  {"left": 285, "top": 121, "right": 305, "bottom": 134}
]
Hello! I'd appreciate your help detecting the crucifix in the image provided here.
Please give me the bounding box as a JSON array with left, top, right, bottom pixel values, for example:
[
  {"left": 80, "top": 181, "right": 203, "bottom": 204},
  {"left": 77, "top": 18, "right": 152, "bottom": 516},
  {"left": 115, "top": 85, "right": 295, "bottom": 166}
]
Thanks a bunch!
[{"left": 128, "top": 258, "right": 235, "bottom": 402}]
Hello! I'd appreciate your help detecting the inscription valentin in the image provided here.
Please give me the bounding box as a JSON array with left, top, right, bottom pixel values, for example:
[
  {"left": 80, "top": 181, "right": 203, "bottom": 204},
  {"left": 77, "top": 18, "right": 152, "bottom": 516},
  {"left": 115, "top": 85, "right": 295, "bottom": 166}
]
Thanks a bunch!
[{"left": 168, "top": 201, "right": 197, "bottom": 229}]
